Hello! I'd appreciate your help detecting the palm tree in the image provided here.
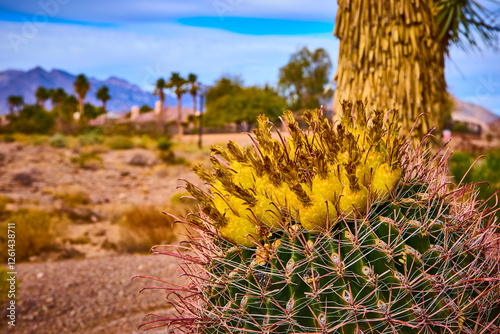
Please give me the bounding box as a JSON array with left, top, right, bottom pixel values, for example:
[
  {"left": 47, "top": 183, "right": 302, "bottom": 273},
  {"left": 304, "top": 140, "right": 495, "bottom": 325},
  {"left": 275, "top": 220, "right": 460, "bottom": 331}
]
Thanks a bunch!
[
  {"left": 167, "top": 72, "right": 187, "bottom": 138},
  {"left": 96, "top": 85, "right": 111, "bottom": 113},
  {"left": 50, "top": 88, "right": 67, "bottom": 117},
  {"left": 332, "top": 0, "right": 499, "bottom": 143},
  {"left": 7, "top": 95, "right": 24, "bottom": 116},
  {"left": 7, "top": 95, "right": 16, "bottom": 116},
  {"left": 154, "top": 78, "right": 167, "bottom": 110},
  {"left": 74, "top": 74, "right": 90, "bottom": 121},
  {"left": 64, "top": 95, "right": 79, "bottom": 121},
  {"left": 187, "top": 73, "right": 199, "bottom": 115},
  {"left": 35, "top": 86, "right": 50, "bottom": 109}
]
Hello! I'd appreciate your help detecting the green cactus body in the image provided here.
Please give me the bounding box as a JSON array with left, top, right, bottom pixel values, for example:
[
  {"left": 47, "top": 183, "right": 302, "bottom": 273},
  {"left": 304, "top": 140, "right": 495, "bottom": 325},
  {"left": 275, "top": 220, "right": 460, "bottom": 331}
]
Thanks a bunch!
[{"left": 143, "top": 101, "right": 500, "bottom": 333}]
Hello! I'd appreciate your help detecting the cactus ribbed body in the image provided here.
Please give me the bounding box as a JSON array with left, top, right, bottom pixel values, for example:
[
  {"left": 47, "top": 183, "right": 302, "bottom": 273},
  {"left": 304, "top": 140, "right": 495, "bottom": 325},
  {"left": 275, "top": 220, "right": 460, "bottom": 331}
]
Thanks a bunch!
[{"left": 146, "top": 101, "right": 500, "bottom": 333}]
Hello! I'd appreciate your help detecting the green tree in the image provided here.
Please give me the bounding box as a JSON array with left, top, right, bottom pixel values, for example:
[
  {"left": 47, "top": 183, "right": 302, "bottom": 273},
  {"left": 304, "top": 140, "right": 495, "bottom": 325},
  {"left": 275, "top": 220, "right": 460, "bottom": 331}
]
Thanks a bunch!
[
  {"left": 35, "top": 87, "right": 50, "bottom": 109},
  {"left": 49, "top": 88, "right": 67, "bottom": 116},
  {"left": 3, "top": 104, "right": 55, "bottom": 134},
  {"left": 153, "top": 78, "right": 167, "bottom": 109},
  {"left": 62, "top": 95, "right": 78, "bottom": 121},
  {"left": 187, "top": 73, "right": 200, "bottom": 114},
  {"left": 167, "top": 72, "right": 187, "bottom": 138},
  {"left": 205, "top": 77, "right": 286, "bottom": 129},
  {"left": 333, "top": 0, "right": 499, "bottom": 142},
  {"left": 96, "top": 85, "right": 111, "bottom": 115},
  {"left": 139, "top": 104, "right": 152, "bottom": 113},
  {"left": 278, "top": 47, "right": 332, "bottom": 111},
  {"left": 83, "top": 103, "right": 104, "bottom": 120},
  {"left": 74, "top": 74, "right": 90, "bottom": 121},
  {"left": 7, "top": 95, "right": 24, "bottom": 116}
]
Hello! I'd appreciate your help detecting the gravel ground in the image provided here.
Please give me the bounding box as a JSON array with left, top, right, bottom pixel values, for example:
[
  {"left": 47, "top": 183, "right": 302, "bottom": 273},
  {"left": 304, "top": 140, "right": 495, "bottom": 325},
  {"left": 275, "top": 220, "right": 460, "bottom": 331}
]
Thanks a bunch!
[{"left": 1, "top": 254, "right": 184, "bottom": 334}]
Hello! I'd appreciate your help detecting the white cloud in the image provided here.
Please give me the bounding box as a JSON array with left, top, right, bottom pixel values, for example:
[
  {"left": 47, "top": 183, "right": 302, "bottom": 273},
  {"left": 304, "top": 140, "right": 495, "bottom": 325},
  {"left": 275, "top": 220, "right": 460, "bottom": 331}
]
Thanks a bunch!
[
  {"left": 0, "top": 14, "right": 498, "bottom": 114},
  {"left": 0, "top": 0, "right": 337, "bottom": 22},
  {"left": 0, "top": 21, "right": 338, "bottom": 90}
]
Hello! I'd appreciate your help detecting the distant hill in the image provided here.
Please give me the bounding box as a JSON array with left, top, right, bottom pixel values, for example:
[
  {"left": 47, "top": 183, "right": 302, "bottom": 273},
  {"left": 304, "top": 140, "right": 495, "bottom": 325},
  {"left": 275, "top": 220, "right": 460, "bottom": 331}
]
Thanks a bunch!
[
  {"left": 0, "top": 67, "right": 193, "bottom": 115},
  {"left": 451, "top": 97, "right": 500, "bottom": 125}
]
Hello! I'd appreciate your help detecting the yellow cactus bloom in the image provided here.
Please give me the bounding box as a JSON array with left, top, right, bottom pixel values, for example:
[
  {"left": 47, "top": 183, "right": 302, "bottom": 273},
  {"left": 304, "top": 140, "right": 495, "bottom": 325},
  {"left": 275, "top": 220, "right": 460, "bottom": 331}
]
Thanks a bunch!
[
  {"left": 187, "top": 102, "right": 404, "bottom": 245},
  {"left": 339, "top": 185, "right": 368, "bottom": 218},
  {"left": 300, "top": 196, "right": 338, "bottom": 232},
  {"left": 311, "top": 174, "right": 342, "bottom": 203},
  {"left": 357, "top": 151, "right": 385, "bottom": 185},
  {"left": 220, "top": 213, "right": 260, "bottom": 247},
  {"left": 372, "top": 163, "right": 402, "bottom": 201},
  {"left": 253, "top": 194, "right": 281, "bottom": 229}
]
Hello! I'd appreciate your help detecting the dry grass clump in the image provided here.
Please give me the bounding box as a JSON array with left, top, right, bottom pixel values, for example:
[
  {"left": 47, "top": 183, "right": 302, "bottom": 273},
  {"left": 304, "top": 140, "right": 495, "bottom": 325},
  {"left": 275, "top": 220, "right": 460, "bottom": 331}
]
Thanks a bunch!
[
  {"left": 0, "top": 208, "right": 67, "bottom": 262},
  {"left": 118, "top": 204, "right": 193, "bottom": 253},
  {"left": 70, "top": 151, "right": 103, "bottom": 170},
  {"left": 106, "top": 136, "right": 134, "bottom": 150},
  {"left": 53, "top": 185, "right": 90, "bottom": 207}
]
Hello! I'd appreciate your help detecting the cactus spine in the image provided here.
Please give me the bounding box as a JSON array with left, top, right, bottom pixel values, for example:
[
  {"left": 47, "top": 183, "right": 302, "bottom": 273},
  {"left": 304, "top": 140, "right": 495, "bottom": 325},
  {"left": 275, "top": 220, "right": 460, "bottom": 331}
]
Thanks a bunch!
[{"left": 142, "top": 101, "right": 500, "bottom": 333}]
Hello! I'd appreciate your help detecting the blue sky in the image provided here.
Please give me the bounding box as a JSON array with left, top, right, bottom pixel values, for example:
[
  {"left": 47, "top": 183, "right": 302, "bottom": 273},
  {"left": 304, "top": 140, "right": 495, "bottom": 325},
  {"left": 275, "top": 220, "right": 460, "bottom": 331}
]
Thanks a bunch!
[{"left": 0, "top": 0, "right": 499, "bottom": 114}]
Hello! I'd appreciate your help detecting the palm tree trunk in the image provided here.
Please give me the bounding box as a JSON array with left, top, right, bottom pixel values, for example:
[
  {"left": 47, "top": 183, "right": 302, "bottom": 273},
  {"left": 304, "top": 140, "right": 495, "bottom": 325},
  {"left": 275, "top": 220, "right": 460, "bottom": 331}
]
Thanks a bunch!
[
  {"left": 333, "top": 0, "right": 446, "bottom": 144},
  {"left": 177, "top": 95, "right": 183, "bottom": 139},
  {"left": 103, "top": 101, "right": 107, "bottom": 124},
  {"left": 79, "top": 99, "right": 85, "bottom": 125},
  {"left": 192, "top": 95, "right": 197, "bottom": 116},
  {"left": 57, "top": 104, "right": 63, "bottom": 132}
]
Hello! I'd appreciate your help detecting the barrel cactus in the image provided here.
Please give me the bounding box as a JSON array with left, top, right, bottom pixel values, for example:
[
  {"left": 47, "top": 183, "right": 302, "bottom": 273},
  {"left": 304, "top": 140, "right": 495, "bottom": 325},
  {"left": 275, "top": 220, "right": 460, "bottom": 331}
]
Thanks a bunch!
[{"left": 142, "top": 101, "right": 500, "bottom": 333}]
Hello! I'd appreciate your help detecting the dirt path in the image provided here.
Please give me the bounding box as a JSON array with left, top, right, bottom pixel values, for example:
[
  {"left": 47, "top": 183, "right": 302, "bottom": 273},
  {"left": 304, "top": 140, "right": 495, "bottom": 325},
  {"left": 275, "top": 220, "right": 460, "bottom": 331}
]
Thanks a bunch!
[{"left": 1, "top": 254, "right": 184, "bottom": 334}]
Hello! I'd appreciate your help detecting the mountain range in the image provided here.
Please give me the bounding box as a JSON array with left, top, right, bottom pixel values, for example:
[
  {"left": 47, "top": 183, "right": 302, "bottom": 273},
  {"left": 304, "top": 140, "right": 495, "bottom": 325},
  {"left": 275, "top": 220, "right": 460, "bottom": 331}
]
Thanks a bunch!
[
  {"left": 0, "top": 67, "right": 498, "bottom": 127},
  {"left": 0, "top": 67, "right": 194, "bottom": 115}
]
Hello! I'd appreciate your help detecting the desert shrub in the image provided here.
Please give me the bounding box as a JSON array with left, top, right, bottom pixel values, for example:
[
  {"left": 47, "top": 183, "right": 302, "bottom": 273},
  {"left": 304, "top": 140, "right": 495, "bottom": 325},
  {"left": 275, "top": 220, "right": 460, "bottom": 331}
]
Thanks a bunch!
[
  {"left": 49, "top": 133, "right": 68, "bottom": 148},
  {"left": 158, "top": 150, "right": 187, "bottom": 165},
  {"left": 135, "top": 135, "right": 152, "bottom": 149},
  {"left": 32, "top": 135, "right": 49, "bottom": 146},
  {"left": 2, "top": 134, "right": 15, "bottom": 143},
  {"left": 119, "top": 204, "right": 192, "bottom": 253},
  {"left": 78, "top": 129, "right": 104, "bottom": 146},
  {"left": 157, "top": 137, "right": 173, "bottom": 151},
  {"left": 53, "top": 185, "right": 90, "bottom": 207},
  {"left": 129, "top": 153, "right": 150, "bottom": 167},
  {"left": 106, "top": 135, "right": 133, "bottom": 150},
  {"left": 0, "top": 266, "right": 16, "bottom": 305},
  {"left": 0, "top": 196, "right": 12, "bottom": 221},
  {"left": 0, "top": 209, "right": 64, "bottom": 262},
  {"left": 12, "top": 172, "right": 35, "bottom": 187},
  {"left": 70, "top": 151, "right": 103, "bottom": 170}
]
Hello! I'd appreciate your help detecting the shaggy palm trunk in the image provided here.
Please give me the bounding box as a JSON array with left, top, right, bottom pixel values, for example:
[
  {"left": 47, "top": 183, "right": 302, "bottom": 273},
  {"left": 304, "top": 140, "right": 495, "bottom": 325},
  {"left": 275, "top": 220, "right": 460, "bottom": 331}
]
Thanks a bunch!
[
  {"left": 333, "top": 0, "right": 446, "bottom": 143},
  {"left": 78, "top": 98, "right": 85, "bottom": 124},
  {"left": 177, "top": 94, "right": 183, "bottom": 139},
  {"left": 102, "top": 101, "right": 107, "bottom": 124}
]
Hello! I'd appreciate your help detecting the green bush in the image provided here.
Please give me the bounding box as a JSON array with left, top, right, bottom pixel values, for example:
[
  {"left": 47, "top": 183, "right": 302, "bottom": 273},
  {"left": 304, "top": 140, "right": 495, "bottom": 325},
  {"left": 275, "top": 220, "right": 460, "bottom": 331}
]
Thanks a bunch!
[
  {"left": 2, "top": 105, "right": 55, "bottom": 134},
  {"left": 2, "top": 134, "right": 15, "bottom": 143},
  {"left": 449, "top": 149, "right": 500, "bottom": 218},
  {"left": 106, "top": 136, "right": 134, "bottom": 150},
  {"left": 49, "top": 133, "right": 68, "bottom": 148},
  {"left": 32, "top": 135, "right": 49, "bottom": 146},
  {"left": 157, "top": 137, "right": 173, "bottom": 151},
  {"left": 449, "top": 152, "right": 474, "bottom": 185},
  {"left": 78, "top": 129, "right": 104, "bottom": 146},
  {"left": 70, "top": 151, "right": 103, "bottom": 170}
]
